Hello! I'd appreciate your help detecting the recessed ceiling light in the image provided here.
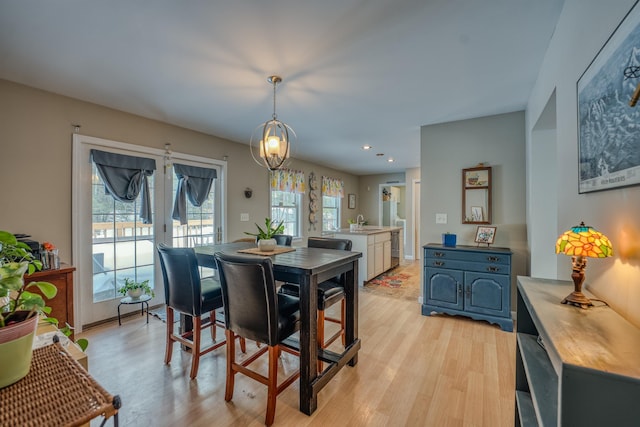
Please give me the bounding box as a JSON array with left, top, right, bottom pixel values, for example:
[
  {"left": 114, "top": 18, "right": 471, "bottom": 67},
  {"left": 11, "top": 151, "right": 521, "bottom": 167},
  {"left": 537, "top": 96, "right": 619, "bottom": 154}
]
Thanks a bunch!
[
  {"left": 388, "top": 158, "right": 394, "bottom": 162},
  {"left": 362, "top": 145, "right": 372, "bottom": 150}
]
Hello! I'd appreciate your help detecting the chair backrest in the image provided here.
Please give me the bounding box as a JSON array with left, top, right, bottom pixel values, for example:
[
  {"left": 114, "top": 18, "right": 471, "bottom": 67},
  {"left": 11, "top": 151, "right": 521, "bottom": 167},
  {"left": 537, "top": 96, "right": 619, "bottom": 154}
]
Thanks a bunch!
[
  {"left": 156, "top": 243, "right": 203, "bottom": 317},
  {"left": 307, "top": 237, "right": 352, "bottom": 251},
  {"left": 214, "top": 252, "right": 279, "bottom": 345},
  {"left": 307, "top": 237, "right": 352, "bottom": 283},
  {"left": 273, "top": 234, "right": 293, "bottom": 246}
]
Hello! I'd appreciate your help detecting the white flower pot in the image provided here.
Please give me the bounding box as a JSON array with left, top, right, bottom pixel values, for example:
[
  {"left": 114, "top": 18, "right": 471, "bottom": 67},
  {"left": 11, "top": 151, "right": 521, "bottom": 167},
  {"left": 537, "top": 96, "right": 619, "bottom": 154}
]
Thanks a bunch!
[
  {"left": 128, "top": 288, "right": 143, "bottom": 299},
  {"left": 257, "top": 238, "right": 277, "bottom": 252}
]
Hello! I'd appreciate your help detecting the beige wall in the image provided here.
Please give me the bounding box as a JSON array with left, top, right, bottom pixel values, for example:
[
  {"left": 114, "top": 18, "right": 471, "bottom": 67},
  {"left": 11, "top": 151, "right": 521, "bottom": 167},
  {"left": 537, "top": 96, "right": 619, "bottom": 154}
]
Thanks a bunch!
[
  {"left": 0, "top": 79, "right": 357, "bottom": 263},
  {"left": 526, "top": 0, "right": 640, "bottom": 327},
  {"left": 420, "top": 111, "right": 527, "bottom": 305}
]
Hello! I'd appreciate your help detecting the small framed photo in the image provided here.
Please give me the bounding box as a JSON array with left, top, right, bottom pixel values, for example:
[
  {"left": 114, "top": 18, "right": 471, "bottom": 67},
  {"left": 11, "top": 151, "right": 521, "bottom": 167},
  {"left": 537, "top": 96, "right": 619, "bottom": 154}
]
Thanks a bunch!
[
  {"left": 348, "top": 193, "right": 356, "bottom": 209},
  {"left": 475, "top": 226, "right": 497, "bottom": 245},
  {"left": 471, "top": 206, "right": 483, "bottom": 222}
]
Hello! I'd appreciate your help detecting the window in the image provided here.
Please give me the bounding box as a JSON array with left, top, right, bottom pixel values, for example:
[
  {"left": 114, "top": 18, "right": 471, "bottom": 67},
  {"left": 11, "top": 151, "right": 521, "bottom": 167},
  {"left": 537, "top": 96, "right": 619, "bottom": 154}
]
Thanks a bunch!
[
  {"left": 322, "top": 195, "right": 341, "bottom": 232},
  {"left": 321, "top": 175, "right": 344, "bottom": 232},
  {"left": 271, "top": 190, "right": 301, "bottom": 237},
  {"left": 90, "top": 152, "right": 156, "bottom": 304},
  {"left": 269, "top": 169, "right": 305, "bottom": 238},
  {"left": 171, "top": 163, "right": 218, "bottom": 249}
]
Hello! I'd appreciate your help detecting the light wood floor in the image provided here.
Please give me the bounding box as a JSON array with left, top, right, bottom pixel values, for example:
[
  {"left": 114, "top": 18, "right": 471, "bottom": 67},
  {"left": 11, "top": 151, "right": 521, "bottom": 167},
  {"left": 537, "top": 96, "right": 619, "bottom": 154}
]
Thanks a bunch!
[{"left": 81, "top": 260, "right": 516, "bottom": 426}]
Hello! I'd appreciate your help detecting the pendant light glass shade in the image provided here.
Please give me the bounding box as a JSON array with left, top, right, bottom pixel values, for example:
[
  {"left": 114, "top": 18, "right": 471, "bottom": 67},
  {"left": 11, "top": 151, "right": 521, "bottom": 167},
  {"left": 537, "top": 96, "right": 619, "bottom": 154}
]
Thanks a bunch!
[{"left": 250, "top": 76, "right": 296, "bottom": 171}]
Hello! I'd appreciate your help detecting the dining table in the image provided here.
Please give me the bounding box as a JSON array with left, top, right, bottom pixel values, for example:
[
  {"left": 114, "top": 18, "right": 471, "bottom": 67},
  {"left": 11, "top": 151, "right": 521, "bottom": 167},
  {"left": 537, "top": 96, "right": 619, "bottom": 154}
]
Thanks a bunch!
[{"left": 194, "top": 242, "right": 362, "bottom": 415}]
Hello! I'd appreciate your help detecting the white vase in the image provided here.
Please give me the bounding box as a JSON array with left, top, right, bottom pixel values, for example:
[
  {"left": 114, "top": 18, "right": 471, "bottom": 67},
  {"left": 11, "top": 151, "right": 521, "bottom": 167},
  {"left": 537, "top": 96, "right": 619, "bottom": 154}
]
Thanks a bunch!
[
  {"left": 257, "top": 238, "right": 277, "bottom": 252},
  {"left": 128, "top": 288, "right": 143, "bottom": 299}
]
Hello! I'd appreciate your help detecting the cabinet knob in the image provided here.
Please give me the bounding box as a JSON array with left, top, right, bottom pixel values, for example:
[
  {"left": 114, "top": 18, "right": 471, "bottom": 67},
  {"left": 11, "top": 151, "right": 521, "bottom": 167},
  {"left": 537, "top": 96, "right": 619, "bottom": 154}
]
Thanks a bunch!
[
  {"left": 487, "top": 266, "right": 499, "bottom": 272},
  {"left": 487, "top": 256, "right": 500, "bottom": 262},
  {"left": 458, "top": 283, "right": 463, "bottom": 296},
  {"left": 434, "top": 252, "right": 445, "bottom": 258},
  {"left": 466, "top": 287, "right": 471, "bottom": 298},
  {"left": 434, "top": 261, "right": 445, "bottom": 267}
]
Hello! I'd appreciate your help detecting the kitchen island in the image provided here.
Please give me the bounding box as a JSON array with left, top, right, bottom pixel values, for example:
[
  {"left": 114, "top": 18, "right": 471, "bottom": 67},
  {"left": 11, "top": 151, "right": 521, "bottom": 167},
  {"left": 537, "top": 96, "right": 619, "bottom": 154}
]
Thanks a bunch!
[{"left": 333, "top": 226, "right": 403, "bottom": 286}]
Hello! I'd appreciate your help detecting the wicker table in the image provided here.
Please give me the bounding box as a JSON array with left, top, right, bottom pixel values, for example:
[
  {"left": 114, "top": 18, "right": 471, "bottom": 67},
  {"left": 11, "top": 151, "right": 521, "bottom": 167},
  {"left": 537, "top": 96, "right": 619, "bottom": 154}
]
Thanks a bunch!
[{"left": 0, "top": 340, "right": 121, "bottom": 427}]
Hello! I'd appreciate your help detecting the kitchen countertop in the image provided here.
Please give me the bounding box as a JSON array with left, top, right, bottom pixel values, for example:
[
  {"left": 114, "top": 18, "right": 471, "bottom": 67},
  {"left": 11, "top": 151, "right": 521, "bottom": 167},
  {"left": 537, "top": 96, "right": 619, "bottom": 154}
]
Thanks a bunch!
[{"left": 334, "top": 226, "right": 403, "bottom": 235}]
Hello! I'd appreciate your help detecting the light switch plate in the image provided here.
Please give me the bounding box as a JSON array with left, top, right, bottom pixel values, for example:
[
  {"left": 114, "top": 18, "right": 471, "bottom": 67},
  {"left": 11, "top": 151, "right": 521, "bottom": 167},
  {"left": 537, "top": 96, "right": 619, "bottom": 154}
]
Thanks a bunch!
[
  {"left": 240, "top": 213, "right": 249, "bottom": 222},
  {"left": 435, "top": 213, "right": 447, "bottom": 224}
]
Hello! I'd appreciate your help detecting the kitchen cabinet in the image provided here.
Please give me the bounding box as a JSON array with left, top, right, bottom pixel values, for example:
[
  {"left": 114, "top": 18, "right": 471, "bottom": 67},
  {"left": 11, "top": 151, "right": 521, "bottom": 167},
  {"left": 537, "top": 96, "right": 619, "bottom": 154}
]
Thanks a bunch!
[
  {"left": 334, "top": 228, "right": 399, "bottom": 286},
  {"left": 515, "top": 276, "right": 640, "bottom": 426},
  {"left": 422, "top": 244, "right": 512, "bottom": 331},
  {"left": 383, "top": 239, "right": 391, "bottom": 271}
]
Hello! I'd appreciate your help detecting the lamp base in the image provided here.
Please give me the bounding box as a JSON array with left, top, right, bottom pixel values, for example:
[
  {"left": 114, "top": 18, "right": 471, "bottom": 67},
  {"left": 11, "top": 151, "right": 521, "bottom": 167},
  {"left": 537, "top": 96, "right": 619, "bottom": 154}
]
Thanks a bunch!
[{"left": 561, "top": 291, "right": 593, "bottom": 309}]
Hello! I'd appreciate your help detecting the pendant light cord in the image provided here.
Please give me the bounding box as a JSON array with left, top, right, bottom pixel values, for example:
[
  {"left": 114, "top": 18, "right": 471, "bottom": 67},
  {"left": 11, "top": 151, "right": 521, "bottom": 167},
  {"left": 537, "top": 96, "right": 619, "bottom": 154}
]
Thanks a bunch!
[{"left": 272, "top": 79, "right": 278, "bottom": 120}]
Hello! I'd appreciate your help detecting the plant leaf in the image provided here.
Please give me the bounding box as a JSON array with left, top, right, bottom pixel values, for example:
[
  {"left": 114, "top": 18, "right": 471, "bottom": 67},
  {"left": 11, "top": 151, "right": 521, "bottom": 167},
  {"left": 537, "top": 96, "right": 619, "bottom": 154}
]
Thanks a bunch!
[
  {"left": 18, "top": 291, "right": 46, "bottom": 311},
  {"left": 76, "top": 338, "right": 89, "bottom": 352},
  {"left": 30, "top": 281, "right": 58, "bottom": 299}
]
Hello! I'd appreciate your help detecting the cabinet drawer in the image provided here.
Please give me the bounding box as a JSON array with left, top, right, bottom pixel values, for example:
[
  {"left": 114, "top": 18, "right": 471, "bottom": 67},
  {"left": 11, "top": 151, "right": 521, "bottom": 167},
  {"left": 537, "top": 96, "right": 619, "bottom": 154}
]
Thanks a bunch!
[
  {"left": 374, "top": 232, "right": 390, "bottom": 243},
  {"left": 424, "top": 258, "right": 510, "bottom": 275},
  {"left": 425, "top": 248, "right": 510, "bottom": 265}
]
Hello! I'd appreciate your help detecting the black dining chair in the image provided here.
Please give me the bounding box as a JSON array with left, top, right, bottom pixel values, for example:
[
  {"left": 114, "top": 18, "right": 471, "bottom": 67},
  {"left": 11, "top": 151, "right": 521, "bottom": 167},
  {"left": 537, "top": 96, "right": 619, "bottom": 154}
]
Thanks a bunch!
[
  {"left": 272, "top": 234, "right": 293, "bottom": 246},
  {"left": 157, "top": 244, "right": 244, "bottom": 379},
  {"left": 278, "top": 237, "right": 352, "bottom": 371},
  {"left": 214, "top": 252, "right": 300, "bottom": 427}
]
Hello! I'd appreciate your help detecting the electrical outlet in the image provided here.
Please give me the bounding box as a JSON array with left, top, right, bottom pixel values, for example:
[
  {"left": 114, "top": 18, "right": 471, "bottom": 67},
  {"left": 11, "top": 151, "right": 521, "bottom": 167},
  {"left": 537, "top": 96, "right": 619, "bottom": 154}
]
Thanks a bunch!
[
  {"left": 435, "top": 213, "right": 447, "bottom": 224},
  {"left": 240, "top": 213, "right": 249, "bottom": 222}
]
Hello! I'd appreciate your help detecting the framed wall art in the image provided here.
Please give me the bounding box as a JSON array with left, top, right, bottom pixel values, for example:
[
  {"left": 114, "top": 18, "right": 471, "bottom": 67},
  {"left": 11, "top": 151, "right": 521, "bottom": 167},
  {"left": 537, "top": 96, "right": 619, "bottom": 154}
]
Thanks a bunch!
[
  {"left": 577, "top": 0, "right": 640, "bottom": 193},
  {"left": 348, "top": 193, "right": 356, "bottom": 209}
]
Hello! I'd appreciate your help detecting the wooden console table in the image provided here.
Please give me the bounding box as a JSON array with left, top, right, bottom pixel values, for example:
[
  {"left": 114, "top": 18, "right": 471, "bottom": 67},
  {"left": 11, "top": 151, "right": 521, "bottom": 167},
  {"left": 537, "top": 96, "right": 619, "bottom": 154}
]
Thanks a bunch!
[{"left": 0, "top": 341, "right": 121, "bottom": 426}]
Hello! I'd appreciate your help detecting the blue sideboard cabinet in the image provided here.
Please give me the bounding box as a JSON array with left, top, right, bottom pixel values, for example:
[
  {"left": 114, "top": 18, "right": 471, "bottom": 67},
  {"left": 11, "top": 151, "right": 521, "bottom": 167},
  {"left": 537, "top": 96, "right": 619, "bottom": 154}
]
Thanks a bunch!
[{"left": 422, "top": 243, "right": 513, "bottom": 331}]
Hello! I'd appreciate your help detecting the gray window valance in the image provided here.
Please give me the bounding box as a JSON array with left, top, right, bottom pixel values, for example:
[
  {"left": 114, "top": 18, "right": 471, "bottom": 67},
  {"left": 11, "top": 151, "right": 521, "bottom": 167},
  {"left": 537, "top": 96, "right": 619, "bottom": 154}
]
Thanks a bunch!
[
  {"left": 172, "top": 163, "right": 217, "bottom": 225},
  {"left": 90, "top": 149, "right": 156, "bottom": 224}
]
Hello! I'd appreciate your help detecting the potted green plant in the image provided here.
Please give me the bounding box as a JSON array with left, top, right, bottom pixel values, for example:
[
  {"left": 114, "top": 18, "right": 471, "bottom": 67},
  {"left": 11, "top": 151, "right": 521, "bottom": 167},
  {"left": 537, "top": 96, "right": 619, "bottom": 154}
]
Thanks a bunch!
[
  {"left": 0, "top": 230, "right": 57, "bottom": 388},
  {"left": 118, "top": 277, "right": 154, "bottom": 299},
  {"left": 244, "top": 218, "right": 285, "bottom": 252}
]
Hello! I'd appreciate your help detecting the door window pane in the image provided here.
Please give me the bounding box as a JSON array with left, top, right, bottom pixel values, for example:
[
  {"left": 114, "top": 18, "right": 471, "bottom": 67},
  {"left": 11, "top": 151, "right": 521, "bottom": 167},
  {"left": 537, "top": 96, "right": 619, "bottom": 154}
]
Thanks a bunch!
[{"left": 91, "top": 162, "right": 155, "bottom": 303}]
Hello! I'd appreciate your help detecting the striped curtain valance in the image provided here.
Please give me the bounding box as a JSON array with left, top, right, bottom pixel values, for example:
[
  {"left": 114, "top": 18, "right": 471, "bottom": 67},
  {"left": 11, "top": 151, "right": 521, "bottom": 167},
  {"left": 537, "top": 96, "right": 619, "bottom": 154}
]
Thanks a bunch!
[
  {"left": 321, "top": 176, "right": 344, "bottom": 198},
  {"left": 270, "top": 169, "right": 305, "bottom": 194}
]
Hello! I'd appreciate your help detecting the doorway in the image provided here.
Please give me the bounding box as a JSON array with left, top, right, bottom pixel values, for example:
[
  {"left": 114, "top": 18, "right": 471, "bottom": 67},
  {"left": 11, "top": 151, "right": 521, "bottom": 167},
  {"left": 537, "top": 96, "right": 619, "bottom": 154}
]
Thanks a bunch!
[{"left": 378, "top": 183, "right": 406, "bottom": 247}]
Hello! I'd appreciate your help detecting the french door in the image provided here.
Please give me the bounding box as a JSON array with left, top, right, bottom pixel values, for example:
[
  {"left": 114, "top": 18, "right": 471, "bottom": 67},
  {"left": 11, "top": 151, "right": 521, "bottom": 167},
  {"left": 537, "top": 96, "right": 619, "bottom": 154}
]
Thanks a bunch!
[{"left": 72, "top": 134, "right": 225, "bottom": 329}]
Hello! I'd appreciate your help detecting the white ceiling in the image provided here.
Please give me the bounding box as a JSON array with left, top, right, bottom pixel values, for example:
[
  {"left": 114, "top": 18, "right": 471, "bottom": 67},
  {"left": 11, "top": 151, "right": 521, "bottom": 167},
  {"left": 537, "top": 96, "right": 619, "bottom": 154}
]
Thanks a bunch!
[{"left": 0, "top": 0, "right": 564, "bottom": 175}]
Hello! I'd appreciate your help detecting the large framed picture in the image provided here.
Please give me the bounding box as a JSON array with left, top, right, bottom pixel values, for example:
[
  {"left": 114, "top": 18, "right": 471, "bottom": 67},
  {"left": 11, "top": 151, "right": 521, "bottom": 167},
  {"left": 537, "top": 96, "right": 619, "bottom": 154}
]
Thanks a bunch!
[{"left": 577, "top": 0, "right": 640, "bottom": 193}]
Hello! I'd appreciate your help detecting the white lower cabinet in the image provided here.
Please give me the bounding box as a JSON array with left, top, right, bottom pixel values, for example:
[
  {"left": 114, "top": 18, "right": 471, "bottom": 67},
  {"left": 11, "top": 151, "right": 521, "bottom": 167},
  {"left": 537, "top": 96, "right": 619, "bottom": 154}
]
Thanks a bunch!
[{"left": 334, "top": 230, "right": 394, "bottom": 286}]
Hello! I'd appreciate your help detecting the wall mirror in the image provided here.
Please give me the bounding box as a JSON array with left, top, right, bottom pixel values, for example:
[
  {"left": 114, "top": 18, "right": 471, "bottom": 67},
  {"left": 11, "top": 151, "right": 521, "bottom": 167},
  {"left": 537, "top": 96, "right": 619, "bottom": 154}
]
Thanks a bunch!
[{"left": 462, "top": 165, "right": 491, "bottom": 224}]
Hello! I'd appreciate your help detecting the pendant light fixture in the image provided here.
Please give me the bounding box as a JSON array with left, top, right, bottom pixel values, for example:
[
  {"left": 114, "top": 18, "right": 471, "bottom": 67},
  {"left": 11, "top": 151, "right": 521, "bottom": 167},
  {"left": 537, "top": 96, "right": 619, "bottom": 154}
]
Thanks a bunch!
[{"left": 250, "top": 75, "right": 296, "bottom": 171}]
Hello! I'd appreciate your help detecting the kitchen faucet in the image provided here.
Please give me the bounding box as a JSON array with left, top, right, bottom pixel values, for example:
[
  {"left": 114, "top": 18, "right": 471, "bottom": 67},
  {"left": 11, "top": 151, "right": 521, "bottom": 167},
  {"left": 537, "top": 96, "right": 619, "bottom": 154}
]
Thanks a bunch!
[{"left": 356, "top": 214, "right": 364, "bottom": 229}]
